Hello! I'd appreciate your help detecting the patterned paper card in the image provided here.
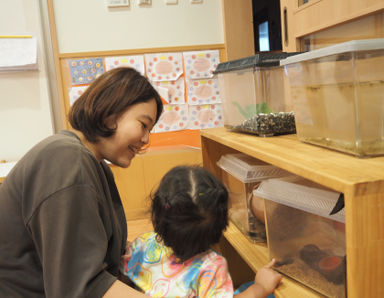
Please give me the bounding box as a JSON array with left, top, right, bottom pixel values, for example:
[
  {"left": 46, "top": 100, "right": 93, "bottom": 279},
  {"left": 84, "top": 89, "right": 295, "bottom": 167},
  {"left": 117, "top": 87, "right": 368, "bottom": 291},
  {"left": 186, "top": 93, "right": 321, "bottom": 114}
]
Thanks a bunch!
[
  {"left": 104, "top": 55, "right": 145, "bottom": 75},
  {"left": 145, "top": 53, "right": 183, "bottom": 81},
  {"left": 186, "top": 78, "right": 221, "bottom": 105},
  {"left": 68, "top": 58, "right": 104, "bottom": 86},
  {"left": 69, "top": 86, "right": 88, "bottom": 106},
  {"left": 156, "top": 86, "right": 169, "bottom": 103},
  {"left": 188, "top": 104, "right": 223, "bottom": 130},
  {"left": 152, "top": 76, "right": 185, "bottom": 104},
  {"left": 154, "top": 104, "right": 189, "bottom": 133},
  {"left": 183, "top": 50, "right": 220, "bottom": 79}
]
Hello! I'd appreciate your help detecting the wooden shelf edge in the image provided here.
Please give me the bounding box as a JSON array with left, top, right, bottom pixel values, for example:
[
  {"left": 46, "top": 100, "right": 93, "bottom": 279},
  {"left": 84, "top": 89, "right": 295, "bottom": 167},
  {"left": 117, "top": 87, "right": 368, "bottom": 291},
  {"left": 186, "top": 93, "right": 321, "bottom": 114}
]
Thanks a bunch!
[
  {"left": 200, "top": 128, "right": 384, "bottom": 193},
  {"left": 223, "top": 221, "right": 269, "bottom": 271},
  {"left": 224, "top": 221, "right": 322, "bottom": 298}
]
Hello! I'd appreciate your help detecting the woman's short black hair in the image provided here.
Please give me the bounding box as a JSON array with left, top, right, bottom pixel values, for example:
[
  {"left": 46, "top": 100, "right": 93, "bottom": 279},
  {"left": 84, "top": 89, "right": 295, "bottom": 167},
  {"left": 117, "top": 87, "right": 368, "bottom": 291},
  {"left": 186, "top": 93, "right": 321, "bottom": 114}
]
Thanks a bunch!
[
  {"left": 68, "top": 67, "right": 163, "bottom": 143},
  {"left": 151, "top": 165, "right": 229, "bottom": 262}
]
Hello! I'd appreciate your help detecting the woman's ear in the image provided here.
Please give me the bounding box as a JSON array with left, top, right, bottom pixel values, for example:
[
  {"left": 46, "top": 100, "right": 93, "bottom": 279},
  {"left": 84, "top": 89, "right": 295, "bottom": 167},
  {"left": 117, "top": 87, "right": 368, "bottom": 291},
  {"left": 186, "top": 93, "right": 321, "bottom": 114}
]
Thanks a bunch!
[{"left": 104, "top": 114, "right": 117, "bottom": 130}]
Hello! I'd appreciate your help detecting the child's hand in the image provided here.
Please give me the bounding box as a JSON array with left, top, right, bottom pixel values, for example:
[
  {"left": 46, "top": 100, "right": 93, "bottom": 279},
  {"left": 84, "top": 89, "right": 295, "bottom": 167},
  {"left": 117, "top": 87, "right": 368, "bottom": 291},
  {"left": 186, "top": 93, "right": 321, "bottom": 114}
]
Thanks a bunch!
[{"left": 254, "top": 259, "right": 282, "bottom": 296}]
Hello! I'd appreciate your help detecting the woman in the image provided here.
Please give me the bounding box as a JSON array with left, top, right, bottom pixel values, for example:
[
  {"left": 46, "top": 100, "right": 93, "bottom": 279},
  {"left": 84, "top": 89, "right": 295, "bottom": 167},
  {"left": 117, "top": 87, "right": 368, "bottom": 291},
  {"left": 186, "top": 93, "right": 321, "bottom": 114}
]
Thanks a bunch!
[{"left": 0, "top": 67, "right": 163, "bottom": 297}]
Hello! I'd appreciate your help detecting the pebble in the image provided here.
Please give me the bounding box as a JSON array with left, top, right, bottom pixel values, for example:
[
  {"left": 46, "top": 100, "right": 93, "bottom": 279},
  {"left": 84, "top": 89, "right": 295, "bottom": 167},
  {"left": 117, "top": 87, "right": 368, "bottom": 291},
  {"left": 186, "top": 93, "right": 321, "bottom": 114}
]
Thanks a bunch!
[{"left": 232, "top": 112, "right": 296, "bottom": 136}]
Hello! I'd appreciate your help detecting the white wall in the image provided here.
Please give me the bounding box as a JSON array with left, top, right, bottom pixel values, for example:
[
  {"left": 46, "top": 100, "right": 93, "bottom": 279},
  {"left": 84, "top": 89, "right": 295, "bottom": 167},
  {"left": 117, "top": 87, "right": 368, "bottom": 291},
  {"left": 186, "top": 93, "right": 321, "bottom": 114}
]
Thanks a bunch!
[
  {"left": 53, "top": 0, "right": 224, "bottom": 53},
  {"left": 0, "top": 0, "right": 54, "bottom": 161},
  {"left": 0, "top": 0, "right": 224, "bottom": 161}
]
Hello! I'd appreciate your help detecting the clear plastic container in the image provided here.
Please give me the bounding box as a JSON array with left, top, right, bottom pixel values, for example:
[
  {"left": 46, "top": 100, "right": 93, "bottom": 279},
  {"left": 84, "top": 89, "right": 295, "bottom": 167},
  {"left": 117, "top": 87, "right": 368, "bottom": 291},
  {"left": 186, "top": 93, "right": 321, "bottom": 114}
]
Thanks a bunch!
[
  {"left": 217, "top": 153, "right": 289, "bottom": 242},
  {"left": 254, "top": 175, "right": 346, "bottom": 298},
  {"left": 281, "top": 38, "right": 384, "bottom": 157},
  {"left": 214, "top": 53, "right": 300, "bottom": 136}
]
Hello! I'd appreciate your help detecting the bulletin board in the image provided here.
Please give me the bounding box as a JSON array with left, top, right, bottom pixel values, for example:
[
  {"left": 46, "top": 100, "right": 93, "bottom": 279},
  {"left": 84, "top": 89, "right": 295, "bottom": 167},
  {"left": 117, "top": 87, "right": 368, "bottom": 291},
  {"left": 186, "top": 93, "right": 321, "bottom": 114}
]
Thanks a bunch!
[{"left": 59, "top": 45, "right": 226, "bottom": 148}]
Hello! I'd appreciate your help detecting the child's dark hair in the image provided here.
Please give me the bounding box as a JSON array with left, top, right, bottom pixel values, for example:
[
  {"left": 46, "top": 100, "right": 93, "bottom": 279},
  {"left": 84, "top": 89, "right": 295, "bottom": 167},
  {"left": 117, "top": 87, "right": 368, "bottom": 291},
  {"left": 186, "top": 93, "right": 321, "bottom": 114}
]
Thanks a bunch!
[{"left": 151, "top": 165, "right": 229, "bottom": 262}]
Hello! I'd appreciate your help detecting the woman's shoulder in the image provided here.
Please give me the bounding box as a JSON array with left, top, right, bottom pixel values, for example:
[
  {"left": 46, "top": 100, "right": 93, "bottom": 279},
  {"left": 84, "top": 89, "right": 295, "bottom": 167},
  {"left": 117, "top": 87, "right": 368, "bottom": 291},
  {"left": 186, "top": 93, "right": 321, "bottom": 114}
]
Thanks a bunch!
[
  {"left": 1, "top": 131, "right": 105, "bottom": 224},
  {"left": 39, "top": 130, "right": 91, "bottom": 157},
  {"left": 9, "top": 131, "right": 102, "bottom": 197},
  {"left": 23, "top": 130, "right": 96, "bottom": 168}
]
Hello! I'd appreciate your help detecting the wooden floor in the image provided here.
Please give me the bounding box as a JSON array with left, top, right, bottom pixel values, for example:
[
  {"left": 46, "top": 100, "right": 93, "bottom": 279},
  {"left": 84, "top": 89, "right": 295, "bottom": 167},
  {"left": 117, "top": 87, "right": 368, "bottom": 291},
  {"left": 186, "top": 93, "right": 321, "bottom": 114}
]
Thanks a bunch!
[{"left": 127, "top": 218, "right": 153, "bottom": 241}]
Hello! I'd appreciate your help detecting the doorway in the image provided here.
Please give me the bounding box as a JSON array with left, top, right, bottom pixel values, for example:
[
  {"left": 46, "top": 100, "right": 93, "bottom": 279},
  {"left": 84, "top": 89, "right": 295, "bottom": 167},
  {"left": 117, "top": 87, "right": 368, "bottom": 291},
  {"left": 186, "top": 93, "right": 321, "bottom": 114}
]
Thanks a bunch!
[{"left": 252, "top": 0, "right": 282, "bottom": 53}]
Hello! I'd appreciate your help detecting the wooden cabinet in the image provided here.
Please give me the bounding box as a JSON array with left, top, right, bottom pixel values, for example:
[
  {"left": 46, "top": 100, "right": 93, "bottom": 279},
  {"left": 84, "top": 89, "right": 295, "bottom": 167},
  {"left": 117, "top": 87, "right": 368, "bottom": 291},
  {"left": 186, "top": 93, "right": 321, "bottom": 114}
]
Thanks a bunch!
[
  {"left": 280, "top": 0, "right": 384, "bottom": 52},
  {"left": 221, "top": 0, "right": 255, "bottom": 60},
  {"left": 201, "top": 127, "right": 384, "bottom": 298}
]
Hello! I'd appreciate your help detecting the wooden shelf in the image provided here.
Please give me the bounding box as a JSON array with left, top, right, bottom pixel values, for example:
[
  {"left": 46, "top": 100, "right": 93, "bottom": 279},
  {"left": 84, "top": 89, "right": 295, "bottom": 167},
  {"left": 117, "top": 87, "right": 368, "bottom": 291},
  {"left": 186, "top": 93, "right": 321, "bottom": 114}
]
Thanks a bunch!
[
  {"left": 224, "top": 221, "right": 321, "bottom": 298},
  {"left": 200, "top": 127, "right": 384, "bottom": 193},
  {"left": 200, "top": 127, "right": 384, "bottom": 298}
]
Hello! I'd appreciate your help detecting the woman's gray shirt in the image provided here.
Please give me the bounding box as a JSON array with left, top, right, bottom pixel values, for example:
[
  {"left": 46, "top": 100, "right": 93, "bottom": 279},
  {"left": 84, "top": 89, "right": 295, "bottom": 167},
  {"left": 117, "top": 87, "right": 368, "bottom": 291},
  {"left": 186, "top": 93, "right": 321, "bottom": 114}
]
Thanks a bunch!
[{"left": 0, "top": 130, "right": 127, "bottom": 297}]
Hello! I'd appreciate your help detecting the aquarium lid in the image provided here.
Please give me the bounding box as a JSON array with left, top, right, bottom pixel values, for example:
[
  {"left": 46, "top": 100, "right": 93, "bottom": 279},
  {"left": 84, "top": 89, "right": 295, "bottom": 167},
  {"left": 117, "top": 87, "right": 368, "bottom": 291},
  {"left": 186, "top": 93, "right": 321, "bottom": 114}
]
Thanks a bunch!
[
  {"left": 217, "top": 153, "right": 289, "bottom": 183},
  {"left": 214, "top": 52, "right": 301, "bottom": 73},
  {"left": 254, "top": 175, "right": 345, "bottom": 222},
  {"left": 280, "top": 38, "right": 384, "bottom": 66}
]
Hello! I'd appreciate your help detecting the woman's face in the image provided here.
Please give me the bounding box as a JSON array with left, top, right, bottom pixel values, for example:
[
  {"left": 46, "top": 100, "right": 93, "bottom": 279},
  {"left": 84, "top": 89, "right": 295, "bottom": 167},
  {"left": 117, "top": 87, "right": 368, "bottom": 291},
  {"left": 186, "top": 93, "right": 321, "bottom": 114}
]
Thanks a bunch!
[{"left": 95, "top": 98, "right": 158, "bottom": 168}]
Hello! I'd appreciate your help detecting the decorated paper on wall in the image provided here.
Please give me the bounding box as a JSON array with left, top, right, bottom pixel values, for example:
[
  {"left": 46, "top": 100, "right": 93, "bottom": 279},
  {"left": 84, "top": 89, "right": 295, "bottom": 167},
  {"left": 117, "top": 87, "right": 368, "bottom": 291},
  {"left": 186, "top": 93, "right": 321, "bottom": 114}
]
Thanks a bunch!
[
  {"left": 188, "top": 104, "right": 223, "bottom": 130},
  {"left": 156, "top": 86, "right": 169, "bottom": 103},
  {"left": 68, "top": 58, "right": 104, "bottom": 86},
  {"left": 186, "top": 78, "right": 221, "bottom": 105},
  {"left": 69, "top": 86, "right": 88, "bottom": 106},
  {"left": 145, "top": 53, "right": 183, "bottom": 81},
  {"left": 154, "top": 104, "right": 189, "bottom": 133},
  {"left": 104, "top": 55, "right": 145, "bottom": 75},
  {"left": 183, "top": 50, "right": 220, "bottom": 80},
  {"left": 152, "top": 77, "right": 185, "bottom": 104}
]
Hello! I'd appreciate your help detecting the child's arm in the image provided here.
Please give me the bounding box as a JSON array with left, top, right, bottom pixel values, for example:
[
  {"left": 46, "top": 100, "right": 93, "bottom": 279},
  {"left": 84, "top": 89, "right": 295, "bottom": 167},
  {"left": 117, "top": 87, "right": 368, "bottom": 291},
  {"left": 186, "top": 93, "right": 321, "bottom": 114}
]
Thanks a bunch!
[
  {"left": 120, "top": 241, "right": 133, "bottom": 276},
  {"left": 234, "top": 259, "right": 282, "bottom": 298},
  {"left": 119, "top": 238, "right": 146, "bottom": 291}
]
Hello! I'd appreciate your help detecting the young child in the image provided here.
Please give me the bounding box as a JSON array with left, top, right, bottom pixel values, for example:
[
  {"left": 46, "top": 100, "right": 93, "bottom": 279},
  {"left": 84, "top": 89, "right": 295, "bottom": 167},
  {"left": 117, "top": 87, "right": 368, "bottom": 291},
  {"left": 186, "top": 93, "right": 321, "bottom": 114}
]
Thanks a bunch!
[{"left": 121, "top": 165, "right": 282, "bottom": 297}]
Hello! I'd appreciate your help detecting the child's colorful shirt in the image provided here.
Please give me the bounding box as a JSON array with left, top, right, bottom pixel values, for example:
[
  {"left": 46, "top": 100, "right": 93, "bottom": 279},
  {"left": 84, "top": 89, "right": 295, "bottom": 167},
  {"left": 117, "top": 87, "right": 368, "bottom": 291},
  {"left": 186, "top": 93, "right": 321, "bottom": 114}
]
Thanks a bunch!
[{"left": 121, "top": 232, "right": 234, "bottom": 297}]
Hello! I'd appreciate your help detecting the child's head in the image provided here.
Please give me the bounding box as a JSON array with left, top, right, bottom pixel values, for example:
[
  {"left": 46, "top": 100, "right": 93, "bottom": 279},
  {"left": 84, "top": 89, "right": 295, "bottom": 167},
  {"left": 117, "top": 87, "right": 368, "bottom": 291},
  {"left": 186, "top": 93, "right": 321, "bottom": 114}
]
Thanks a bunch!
[{"left": 151, "top": 165, "right": 229, "bottom": 262}]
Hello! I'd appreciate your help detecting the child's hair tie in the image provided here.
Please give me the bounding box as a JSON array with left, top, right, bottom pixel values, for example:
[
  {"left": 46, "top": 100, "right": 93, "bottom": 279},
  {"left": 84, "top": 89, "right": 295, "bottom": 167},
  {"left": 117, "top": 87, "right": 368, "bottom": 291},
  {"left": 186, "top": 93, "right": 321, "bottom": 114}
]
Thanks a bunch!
[{"left": 164, "top": 203, "right": 170, "bottom": 210}]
